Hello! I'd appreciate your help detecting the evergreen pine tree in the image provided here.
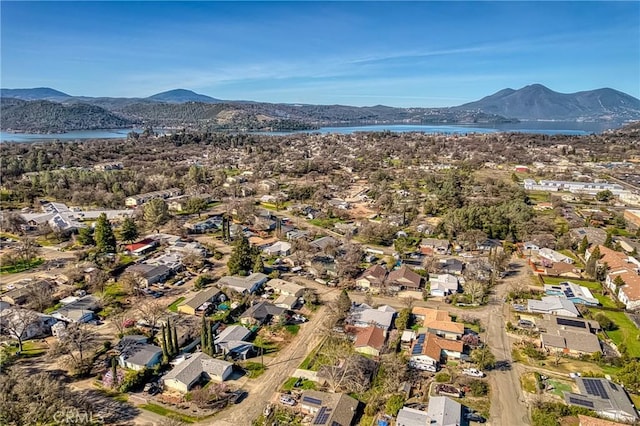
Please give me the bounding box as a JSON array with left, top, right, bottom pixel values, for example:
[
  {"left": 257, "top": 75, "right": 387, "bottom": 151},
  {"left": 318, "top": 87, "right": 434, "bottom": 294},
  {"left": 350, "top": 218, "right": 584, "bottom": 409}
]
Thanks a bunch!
[
  {"left": 604, "top": 233, "right": 613, "bottom": 249},
  {"left": 207, "top": 319, "right": 214, "bottom": 355},
  {"left": 161, "top": 324, "right": 169, "bottom": 362},
  {"left": 201, "top": 315, "right": 208, "bottom": 354},
  {"left": 172, "top": 322, "right": 179, "bottom": 356},
  {"left": 227, "top": 236, "right": 253, "bottom": 275},
  {"left": 578, "top": 236, "right": 589, "bottom": 255},
  {"left": 94, "top": 213, "right": 117, "bottom": 253},
  {"left": 120, "top": 217, "right": 139, "bottom": 244},
  {"left": 586, "top": 246, "right": 601, "bottom": 278},
  {"left": 253, "top": 255, "right": 265, "bottom": 274},
  {"left": 336, "top": 289, "right": 352, "bottom": 320},
  {"left": 166, "top": 319, "right": 175, "bottom": 356}
]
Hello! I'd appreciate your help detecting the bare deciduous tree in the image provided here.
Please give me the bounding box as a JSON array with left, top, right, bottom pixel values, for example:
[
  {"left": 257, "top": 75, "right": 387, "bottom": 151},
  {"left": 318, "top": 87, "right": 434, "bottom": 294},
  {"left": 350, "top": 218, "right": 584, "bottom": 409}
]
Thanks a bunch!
[
  {"left": 26, "top": 281, "right": 55, "bottom": 312},
  {"left": 0, "top": 367, "right": 93, "bottom": 425},
  {"left": 137, "top": 298, "right": 167, "bottom": 337},
  {"left": 463, "top": 280, "right": 487, "bottom": 305},
  {"left": 0, "top": 308, "right": 40, "bottom": 353},
  {"left": 319, "top": 353, "right": 370, "bottom": 394},
  {"left": 49, "top": 323, "right": 99, "bottom": 375}
]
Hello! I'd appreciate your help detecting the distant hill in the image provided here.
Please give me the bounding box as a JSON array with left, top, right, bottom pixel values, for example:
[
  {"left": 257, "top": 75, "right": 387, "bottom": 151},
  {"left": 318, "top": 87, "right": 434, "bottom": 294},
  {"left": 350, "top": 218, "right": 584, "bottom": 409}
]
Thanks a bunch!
[
  {"left": 0, "top": 99, "right": 136, "bottom": 133},
  {"left": 0, "top": 86, "right": 516, "bottom": 132},
  {"left": 0, "top": 87, "right": 71, "bottom": 101},
  {"left": 146, "top": 89, "right": 221, "bottom": 103},
  {"left": 455, "top": 84, "right": 640, "bottom": 121}
]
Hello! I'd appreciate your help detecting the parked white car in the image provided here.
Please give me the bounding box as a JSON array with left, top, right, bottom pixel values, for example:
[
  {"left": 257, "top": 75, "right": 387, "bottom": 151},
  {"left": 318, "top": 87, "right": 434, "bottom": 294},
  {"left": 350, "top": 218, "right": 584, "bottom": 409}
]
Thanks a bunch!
[
  {"left": 462, "top": 368, "right": 485, "bottom": 377},
  {"left": 279, "top": 395, "right": 296, "bottom": 406}
]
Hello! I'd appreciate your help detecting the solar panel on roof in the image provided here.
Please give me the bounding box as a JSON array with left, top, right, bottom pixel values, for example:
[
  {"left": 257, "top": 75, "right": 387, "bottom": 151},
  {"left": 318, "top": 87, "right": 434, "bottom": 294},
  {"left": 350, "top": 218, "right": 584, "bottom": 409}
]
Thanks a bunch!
[
  {"left": 583, "top": 379, "right": 609, "bottom": 399},
  {"left": 556, "top": 318, "right": 586, "bottom": 329},
  {"left": 303, "top": 396, "right": 323, "bottom": 405},
  {"left": 568, "top": 397, "right": 594, "bottom": 408},
  {"left": 314, "top": 407, "right": 332, "bottom": 425}
]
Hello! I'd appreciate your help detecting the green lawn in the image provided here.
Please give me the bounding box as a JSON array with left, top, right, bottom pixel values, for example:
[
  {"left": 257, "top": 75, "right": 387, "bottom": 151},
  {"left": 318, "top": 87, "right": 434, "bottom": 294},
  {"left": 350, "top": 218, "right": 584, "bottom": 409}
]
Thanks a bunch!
[
  {"left": 599, "top": 310, "right": 640, "bottom": 358},
  {"left": 281, "top": 377, "right": 317, "bottom": 391},
  {"left": 139, "top": 403, "right": 197, "bottom": 423},
  {"left": 527, "top": 191, "right": 550, "bottom": 202},
  {"left": 168, "top": 297, "right": 185, "bottom": 313},
  {"left": 547, "top": 379, "right": 573, "bottom": 397},
  {"left": 285, "top": 324, "right": 300, "bottom": 335},
  {"left": 102, "top": 282, "right": 128, "bottom": 303},
  {"left": 6, "top": 340, "right": 48, "bottom": 358},
  {"left": 540, "top": 276, "right": 601, "bottom": 291},
  {"left": 0, "top": 257, "right": 44, "bottom": 274},
  {"left": 594, "top": 294, "right": 617, "bottom": 308},
  {"left": 241, "top": 361, "right": 266, "bottom": 378}
]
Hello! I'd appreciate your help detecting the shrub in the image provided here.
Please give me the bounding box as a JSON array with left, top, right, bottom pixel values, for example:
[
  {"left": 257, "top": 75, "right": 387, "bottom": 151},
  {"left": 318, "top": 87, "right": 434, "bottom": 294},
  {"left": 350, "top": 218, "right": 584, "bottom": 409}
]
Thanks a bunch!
[
  {"left": 385, "top": 394, "right": 405, "bottom": 416},
  {"left": 435, "top": 372, "right": 451, "bottom": 383},
  {"left": 468, "top": 379, "right": 489, "bottom": 396},
  {"left": 119, "top": 368, "right": 150, "bottom": 393}
]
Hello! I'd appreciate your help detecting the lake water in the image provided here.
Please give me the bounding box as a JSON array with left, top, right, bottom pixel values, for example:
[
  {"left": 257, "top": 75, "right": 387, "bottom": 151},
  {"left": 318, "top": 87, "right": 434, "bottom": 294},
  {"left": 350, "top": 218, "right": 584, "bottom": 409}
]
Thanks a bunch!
[{"left": 0, "top": 121, "right": 619, "bottom": 142}]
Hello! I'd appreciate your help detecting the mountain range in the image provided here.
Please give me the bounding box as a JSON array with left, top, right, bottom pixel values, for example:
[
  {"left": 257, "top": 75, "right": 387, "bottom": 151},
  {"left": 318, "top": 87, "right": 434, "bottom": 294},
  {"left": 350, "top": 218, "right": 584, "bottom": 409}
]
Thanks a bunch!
[
  {"left": 1, "top": 84, "right": 638, "bottom": 133},
  {"left": 456, "top": 84, "right": 640, "bottom": 121}
]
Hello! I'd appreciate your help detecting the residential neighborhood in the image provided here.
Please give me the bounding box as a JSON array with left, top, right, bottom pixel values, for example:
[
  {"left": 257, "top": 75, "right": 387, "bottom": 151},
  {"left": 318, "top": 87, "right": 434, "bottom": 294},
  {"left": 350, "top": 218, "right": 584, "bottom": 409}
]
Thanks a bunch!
[{"left": 2, "top": 123, "right": 640, "bottom": 426}]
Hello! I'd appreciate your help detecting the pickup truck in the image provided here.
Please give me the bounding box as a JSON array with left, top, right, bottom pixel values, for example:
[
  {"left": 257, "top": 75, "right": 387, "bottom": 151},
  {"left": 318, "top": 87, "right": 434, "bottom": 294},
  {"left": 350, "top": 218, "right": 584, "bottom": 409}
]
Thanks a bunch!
[{"left": 462, "top": 368, "right": 485, "bottom": 377}]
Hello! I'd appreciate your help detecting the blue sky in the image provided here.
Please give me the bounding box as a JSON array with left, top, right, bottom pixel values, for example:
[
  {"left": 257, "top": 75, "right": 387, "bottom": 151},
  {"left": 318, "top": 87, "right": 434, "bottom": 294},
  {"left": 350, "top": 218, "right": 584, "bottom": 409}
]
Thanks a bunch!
[{"left": 1, "top": 1, "right": 639, "bottom": 107}]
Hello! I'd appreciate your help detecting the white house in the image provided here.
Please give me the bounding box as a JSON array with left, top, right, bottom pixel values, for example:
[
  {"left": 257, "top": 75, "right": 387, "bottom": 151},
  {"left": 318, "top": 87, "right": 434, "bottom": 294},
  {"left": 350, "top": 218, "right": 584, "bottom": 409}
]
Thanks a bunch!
[
  {"left": 429, "top": 274, "right": 459, "bottom": 297},
  {"left": 538, "top": 248, "right": 574, "bottom": 264},
  {"left": 163, "top": 352, "right": 233, "bottom": 393},
  {"left": 527, "top": 296, "right": 580, "bottom": 317}
]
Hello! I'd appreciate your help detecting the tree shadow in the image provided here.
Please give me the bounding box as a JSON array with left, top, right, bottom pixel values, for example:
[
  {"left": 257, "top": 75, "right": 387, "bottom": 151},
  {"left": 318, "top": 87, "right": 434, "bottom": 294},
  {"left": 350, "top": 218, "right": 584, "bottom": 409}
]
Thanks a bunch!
[{"left": 75, "top": 388, "right": 141, "bottom": 424}]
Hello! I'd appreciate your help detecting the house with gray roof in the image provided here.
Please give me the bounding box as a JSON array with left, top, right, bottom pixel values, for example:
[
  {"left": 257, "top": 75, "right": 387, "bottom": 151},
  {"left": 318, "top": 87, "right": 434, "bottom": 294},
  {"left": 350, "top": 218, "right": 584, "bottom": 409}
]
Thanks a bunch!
[
  {"left": 310, "top": 236, "right": 339, "bottom": 252},
  {"left": 396, "top": 406, "right": 430, "bottom": 426},
  {"left": 218, "top": 273, "right": 268, "bottom": 294},
  {"left": 50, "top": 295, "right": 98, "bottom": 323},
  {"left": 239, "top": 301, "right": 288, "bottom": 326},
  {"left": 163, "top": 352, "right": 233, "bottom": 393},
  {"left": 541, "top": 330, "right": 602, "bottom": 356},
  {"left": 564, "top": 377, "right": 639, "bottom": 423},
  {"left": 527, "top": 296, "right": 580, "bottom": 317},
  {"left": 118, "top": 341, "right": 163, "bottom": 371},
  {"left": 126, "top": 263, "right": 172, "bottom": 286},
  {"left": 426, "top": 396, "right": 463, "bottom": 426},
  {"left": 347, "top": 304, "right": 396, "bottom": 331},
  {"left": 214, "top": 325, "right": 253, "bottom": 360}
]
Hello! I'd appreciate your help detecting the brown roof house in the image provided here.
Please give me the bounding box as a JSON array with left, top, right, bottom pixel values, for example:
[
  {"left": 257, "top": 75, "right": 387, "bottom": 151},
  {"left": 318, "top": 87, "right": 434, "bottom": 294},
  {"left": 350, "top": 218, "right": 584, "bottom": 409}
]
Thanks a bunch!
[
  {"left": 412, "top": 307, "right": 464, "bottom": 340},
  {"left": 409, "top": 332, "right": 463, "bottom": 369},
  {"left": 386, "top": 266, "right": 422, "bottom": 290},
  {"left": 353, "top": 326, "right": 386, "bottom": 357},
  {"left": 355, "top": 265, "right": 387, "bottom": 292}
]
